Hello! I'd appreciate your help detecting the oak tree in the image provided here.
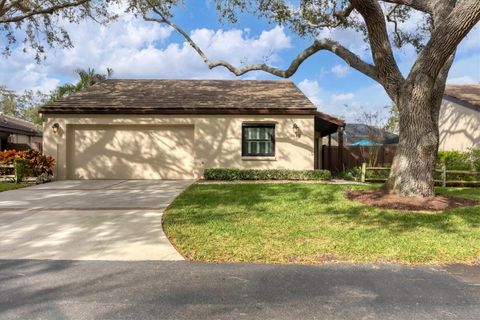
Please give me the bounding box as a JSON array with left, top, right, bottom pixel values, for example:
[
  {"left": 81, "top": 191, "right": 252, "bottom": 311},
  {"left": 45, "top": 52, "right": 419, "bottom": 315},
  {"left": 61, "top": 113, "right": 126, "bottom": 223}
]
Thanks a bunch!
[{"left": 138, "top": 0, "right": 480, "bottom": 197}]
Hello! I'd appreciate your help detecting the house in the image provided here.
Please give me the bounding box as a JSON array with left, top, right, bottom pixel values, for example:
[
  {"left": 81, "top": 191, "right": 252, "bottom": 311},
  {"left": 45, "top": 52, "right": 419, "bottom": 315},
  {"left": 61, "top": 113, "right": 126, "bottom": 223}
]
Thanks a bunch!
[
  {"left": 440, "top": 84, "right": 480, "bottom": 151},
  {"left": 40, "top": 80, "right": 344, "bottom": 180},
  {"left": 0, "top": 113, "right": 42, "bottom": 151}
]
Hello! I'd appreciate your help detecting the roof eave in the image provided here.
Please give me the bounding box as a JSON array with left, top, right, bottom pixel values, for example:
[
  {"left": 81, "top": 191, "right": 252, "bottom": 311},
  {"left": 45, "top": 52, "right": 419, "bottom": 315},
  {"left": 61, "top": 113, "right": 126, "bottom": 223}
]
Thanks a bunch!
[
  {"left": 314, "top": 111, "right": 345, "bottom": 127},
  {"left": 443, "top": 94, "right": 480, "bottom": 112},
  {"left": 39, "top": 107, "right": 318, "bottom": 116}
]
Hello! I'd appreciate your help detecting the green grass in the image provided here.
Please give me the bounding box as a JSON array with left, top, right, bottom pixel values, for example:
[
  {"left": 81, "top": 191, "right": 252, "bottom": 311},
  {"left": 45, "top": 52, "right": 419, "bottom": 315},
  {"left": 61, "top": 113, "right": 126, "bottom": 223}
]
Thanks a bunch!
[
  {"left": 163, "top": 184, "right": 480, "bottom": 265},
  {"left": 0, "top": 182, "right": 31, "bottom": 192}
]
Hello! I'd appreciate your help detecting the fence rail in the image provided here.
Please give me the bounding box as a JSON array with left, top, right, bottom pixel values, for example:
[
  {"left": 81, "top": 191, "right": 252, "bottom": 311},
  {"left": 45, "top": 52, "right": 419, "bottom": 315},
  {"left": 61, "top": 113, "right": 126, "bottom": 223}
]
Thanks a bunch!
[
  {"left": 0, "top": 164, "right": 15, "bottom": 182},
  {"left": 360, "top": 163, "right": 480, "bottom": 186}
]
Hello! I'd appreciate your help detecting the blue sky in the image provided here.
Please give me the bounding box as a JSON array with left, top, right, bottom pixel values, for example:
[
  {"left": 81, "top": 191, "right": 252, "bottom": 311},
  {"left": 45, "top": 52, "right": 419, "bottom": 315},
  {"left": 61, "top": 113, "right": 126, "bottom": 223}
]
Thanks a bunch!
[{"left": 1, "top": 0, "right": 479, "bottom": 122}]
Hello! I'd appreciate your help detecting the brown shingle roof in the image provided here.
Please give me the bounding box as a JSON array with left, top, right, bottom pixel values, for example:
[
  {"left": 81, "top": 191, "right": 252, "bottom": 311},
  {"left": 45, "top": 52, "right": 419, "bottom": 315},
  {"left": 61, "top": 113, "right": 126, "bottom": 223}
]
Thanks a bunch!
[
  {"left": 0, "top": 113, "right": 42, "bottom": 136},
  {"left": 40, "top": 79, "right": 317, "bottom": 115},
  {"left": 444, "top": 84, "right": 480, "bottom": 109}
]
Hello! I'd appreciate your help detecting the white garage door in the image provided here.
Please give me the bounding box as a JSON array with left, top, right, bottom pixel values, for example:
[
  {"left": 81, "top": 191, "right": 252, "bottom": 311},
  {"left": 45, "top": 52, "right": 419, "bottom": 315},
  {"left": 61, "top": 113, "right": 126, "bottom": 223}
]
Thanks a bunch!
[{"left": 67, "top": 125, "right": 195, "bottom": 179}]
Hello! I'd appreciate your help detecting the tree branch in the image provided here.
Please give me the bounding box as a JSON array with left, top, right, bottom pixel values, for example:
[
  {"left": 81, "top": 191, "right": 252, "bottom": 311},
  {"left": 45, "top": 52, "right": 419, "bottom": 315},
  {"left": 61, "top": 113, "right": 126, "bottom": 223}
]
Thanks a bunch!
[
  {"left": 0, "top": 0, "right": 89, "bottom": 23},
  {"left": 143, "top": 12, "right": 379, "bottom": 82},
  {"left": 380, "top": 0, "right": 432, "bottom": 13},
  {"left": 409, "top": 0, "right": 480, "bottom": 81},
  {"left": 351, "top": 0, "right": 404, "bottom": 98}
]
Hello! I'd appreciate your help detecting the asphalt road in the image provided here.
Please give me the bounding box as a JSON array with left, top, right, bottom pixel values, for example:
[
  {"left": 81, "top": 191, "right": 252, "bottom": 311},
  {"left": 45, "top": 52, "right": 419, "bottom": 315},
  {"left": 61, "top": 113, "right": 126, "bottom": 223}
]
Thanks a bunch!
[{"left": 0, "top": 260, "right": 479, "bottom": 320}]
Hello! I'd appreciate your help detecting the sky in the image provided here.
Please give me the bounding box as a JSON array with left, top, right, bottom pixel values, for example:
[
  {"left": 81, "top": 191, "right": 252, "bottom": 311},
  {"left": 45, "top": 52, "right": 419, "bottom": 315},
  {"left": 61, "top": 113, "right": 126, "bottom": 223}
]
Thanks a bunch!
[{"left": 1, "top": 1, "right": 479, "bottom": 122}]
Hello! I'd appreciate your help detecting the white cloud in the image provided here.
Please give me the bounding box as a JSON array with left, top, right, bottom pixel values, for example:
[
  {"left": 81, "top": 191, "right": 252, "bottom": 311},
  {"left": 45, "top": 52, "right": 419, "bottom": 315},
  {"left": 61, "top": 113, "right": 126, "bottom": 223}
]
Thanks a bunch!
[
  {"left": 317, "top": 27, "right": 370, "bottom": 59},
  {"left": 0, "top": 13, "right": 292, "bottom": 92},
  {"left": 298, "top": 79, "right": 324, "bottom": 107},
  {"left": 331, "top": 64, "right": 350, "bottom": 78},
  {"left": 447, "top": 53, "right": 480, "bottom": 84},
  {"left": 458, "top": 25, "right": 480, "bottom": 53},
  {"left": 331, "top": 92, "right": 354, "bottom": 102}
]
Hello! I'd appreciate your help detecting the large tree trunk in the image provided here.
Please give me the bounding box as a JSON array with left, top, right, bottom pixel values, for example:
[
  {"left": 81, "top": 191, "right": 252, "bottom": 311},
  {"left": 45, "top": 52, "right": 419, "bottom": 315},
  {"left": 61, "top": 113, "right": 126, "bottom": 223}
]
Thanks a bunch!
[{"left": 385, "top": 81, "right": 442, "bottom": 197}]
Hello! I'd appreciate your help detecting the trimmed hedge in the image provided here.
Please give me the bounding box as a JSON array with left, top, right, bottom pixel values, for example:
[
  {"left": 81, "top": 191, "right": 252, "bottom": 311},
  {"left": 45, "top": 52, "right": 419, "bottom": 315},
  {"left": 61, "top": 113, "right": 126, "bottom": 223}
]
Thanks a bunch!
[{"left": 203, "top": 168, "right": 332, "bottom": 181}]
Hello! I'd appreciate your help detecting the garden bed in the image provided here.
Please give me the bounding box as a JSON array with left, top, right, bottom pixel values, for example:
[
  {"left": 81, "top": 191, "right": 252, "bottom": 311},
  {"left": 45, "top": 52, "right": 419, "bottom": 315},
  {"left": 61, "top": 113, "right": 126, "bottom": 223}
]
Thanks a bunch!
[{"left": 345, "top": 189, "right": 478, "bottom": 211}]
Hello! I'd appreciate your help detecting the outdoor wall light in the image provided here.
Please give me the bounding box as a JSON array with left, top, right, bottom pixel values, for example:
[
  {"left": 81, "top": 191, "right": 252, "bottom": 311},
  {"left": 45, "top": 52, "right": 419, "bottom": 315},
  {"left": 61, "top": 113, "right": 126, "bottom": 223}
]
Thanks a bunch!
[
  {"left": 52, "top": 123, "right": 60, "bottom": 134},
  {"left": 293, "top": 123, "right": 301, "bottom": 137}
]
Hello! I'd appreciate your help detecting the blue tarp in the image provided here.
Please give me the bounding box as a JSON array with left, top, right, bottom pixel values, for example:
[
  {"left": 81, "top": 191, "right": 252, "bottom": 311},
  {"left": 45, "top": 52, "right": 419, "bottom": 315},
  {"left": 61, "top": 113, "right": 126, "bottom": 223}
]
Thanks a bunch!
[{"left": 350, "top": 140, "right": 382, "bottom": 146}]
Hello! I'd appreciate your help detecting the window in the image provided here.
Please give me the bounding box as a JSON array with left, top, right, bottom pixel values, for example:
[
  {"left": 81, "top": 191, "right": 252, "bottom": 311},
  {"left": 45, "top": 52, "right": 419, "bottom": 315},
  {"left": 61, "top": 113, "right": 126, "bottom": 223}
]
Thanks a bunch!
[{"left": 242, "top": 124, "right": 275, "bottom": 157}]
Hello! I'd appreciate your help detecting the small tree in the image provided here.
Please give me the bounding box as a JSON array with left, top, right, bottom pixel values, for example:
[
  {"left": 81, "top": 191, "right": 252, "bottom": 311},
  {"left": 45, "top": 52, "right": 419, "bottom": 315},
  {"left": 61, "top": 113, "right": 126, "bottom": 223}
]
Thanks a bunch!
[
  {"left": 384, "top": 104, "right": 399, "bottom": 135},
  {"left": 0, "top": 86, "right": 17, "bottom": 116},
  {"left": 0, "top": 86, "right": 48, "bottom": 126},
  {"left": 137, "top": 0, "right": 480, "bottom": 197},
  {"left": 355, "top": 111, "right": 386, "bottom": 167}
]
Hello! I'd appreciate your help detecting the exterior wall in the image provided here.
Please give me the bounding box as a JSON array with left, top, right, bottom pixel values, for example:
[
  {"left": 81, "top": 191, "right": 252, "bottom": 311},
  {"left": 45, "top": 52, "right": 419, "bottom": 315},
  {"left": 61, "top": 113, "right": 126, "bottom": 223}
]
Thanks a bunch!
[
  {"left": 43, "top": 114, "right": 315, "bottom": 180},
  {"left": 439, "top": 100, "right": 480, "bottom": 151}
]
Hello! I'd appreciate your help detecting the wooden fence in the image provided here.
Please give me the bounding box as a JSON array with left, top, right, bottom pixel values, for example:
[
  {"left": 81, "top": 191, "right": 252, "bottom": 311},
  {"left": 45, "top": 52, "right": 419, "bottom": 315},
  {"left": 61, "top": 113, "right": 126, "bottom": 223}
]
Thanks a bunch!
[
  {"left": 322, "top": 145, "right": 397, "bottom": 172},
  {"left": 360, "top": 163, "right": 480, "bottom": 186}
]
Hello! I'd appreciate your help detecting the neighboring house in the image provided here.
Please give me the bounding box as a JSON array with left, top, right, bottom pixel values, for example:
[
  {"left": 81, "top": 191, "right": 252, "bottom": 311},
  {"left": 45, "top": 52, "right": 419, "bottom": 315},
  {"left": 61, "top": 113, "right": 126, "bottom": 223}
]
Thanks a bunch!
[
  {"left": 40, "top": 80, "right": 344, "bottom": 180},
  {"left": 0, "top": 113, "right": 42, "bottom": 151},
  {"left": 440, "top": 84, "right": 480, "bottom": 151}
]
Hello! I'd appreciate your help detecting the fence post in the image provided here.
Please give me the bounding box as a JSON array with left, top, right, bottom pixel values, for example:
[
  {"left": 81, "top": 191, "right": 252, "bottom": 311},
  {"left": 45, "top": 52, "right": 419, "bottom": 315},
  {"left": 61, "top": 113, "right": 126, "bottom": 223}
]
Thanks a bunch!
[
  {"left": 441, "top": 162, "right": 447, "bottom": 187},
  {"left": 361, "top": 163, "right": 366, "bottom": 183}
]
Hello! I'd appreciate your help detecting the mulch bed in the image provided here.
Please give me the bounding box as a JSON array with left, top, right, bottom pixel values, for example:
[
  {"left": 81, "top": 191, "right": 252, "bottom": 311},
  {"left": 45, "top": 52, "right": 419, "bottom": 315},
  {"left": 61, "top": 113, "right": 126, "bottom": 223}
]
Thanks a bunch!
[{"left": 345, "top": 189, "right": 479, "bottom": 211}]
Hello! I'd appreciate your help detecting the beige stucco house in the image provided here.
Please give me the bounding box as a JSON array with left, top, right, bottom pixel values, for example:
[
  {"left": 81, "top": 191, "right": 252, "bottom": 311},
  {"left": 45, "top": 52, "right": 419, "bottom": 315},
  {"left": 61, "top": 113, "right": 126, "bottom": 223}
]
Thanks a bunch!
[
  {"left": 40, "top": 80, "right": 344, "bottom": 180},
  {"left": 440, "top": 84, "right": 480, "bottom": 151}
]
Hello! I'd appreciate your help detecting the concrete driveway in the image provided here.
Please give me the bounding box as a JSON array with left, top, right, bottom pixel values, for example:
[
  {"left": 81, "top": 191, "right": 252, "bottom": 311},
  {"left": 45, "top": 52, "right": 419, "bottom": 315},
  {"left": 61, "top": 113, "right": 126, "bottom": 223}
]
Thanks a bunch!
[{"left": 0, "top": 180, "right": 194, "bottom": 261}]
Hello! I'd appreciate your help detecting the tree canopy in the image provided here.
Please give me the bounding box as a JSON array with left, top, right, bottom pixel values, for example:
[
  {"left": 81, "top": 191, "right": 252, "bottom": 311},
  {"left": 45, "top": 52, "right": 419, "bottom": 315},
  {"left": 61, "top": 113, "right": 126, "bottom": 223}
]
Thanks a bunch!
[
  {"left": 0, "top": 86, "right": 47, "bottom": 125},
  {"left": 0, "top": 0, "right": 118, "bottom": 61}
]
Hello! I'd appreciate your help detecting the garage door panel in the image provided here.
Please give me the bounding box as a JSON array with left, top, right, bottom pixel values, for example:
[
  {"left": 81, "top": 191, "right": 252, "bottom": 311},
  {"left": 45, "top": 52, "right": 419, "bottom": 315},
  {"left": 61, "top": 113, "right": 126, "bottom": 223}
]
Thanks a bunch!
[{"left": 68, "top": 125, "right": 194, "bottom": 179}]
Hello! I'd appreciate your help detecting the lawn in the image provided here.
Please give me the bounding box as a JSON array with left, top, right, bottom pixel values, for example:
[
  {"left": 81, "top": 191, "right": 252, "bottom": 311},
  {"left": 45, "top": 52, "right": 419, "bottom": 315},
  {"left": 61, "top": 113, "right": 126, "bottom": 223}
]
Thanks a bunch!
[
  {"left": 0, "top": 182, "right": 31, "bottom": 192},
  {"left": 163, "top": 184, "right": 480, "bottom": 265}
]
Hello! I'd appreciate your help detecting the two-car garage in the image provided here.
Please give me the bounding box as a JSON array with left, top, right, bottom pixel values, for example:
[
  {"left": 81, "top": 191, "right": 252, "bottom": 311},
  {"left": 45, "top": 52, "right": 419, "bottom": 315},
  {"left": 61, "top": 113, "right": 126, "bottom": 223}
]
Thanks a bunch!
[{"left": 66, "top": 124, "right": 195, "bottom": 180}]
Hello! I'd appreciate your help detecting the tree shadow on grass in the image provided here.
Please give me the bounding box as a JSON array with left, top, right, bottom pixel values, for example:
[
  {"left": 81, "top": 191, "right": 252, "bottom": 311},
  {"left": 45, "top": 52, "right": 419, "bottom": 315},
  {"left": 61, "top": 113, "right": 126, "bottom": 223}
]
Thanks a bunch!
[
  {"left": 165, "top": 183, "right": 340, "bottom": 226},
  {"left": 321, "top": 195, "right": 480, "bottom": 234}
]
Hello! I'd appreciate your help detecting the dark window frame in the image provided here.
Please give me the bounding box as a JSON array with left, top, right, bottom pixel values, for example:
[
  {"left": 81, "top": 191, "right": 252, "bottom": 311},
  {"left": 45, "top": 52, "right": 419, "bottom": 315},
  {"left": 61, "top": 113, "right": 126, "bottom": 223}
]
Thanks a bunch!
[{"left": 242, "top": 124, "right": 276, "bottom": 157}]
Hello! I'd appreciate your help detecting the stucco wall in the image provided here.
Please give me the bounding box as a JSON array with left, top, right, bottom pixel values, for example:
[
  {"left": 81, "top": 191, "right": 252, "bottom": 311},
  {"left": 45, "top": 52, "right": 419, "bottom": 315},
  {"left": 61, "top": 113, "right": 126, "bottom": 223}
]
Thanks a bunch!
[
  {"left": 43, "top": 114, "right": 315, "bottom": 180},
  {"left": 439, "top": 100, "right": 480, "bottom": 152}
]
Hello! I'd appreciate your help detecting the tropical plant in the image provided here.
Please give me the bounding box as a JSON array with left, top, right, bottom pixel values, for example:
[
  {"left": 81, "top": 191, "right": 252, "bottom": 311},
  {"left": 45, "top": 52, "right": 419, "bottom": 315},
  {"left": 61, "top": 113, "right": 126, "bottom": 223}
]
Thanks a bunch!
[
  {"left": 51, "top": 68, "right": 113, "bottom": 100},
  {"left": 0, "top": 150, "right": 55, "bottom": 178}
]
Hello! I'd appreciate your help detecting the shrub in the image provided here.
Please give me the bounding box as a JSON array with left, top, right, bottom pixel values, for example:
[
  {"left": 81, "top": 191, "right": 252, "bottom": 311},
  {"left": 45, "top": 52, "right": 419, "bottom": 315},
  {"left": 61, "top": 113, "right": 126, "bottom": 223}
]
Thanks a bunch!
[
  {"left": 437, "top": 150, "right": 470, "bottom": 170},
  {"left": 337, "top": 167, "right": 363, "bottom": 181},
  {"left": 203, "top": 168, "right": 331, "bottom": 181},
  {"left": 469, "top": 148, "right": 480, "bottom": 171},
  {"left": 437, "top": 149, "right": 480, "bottom": 183},
  {"left": 13, "top": 158, "right": 27, "bottom": 183}
]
